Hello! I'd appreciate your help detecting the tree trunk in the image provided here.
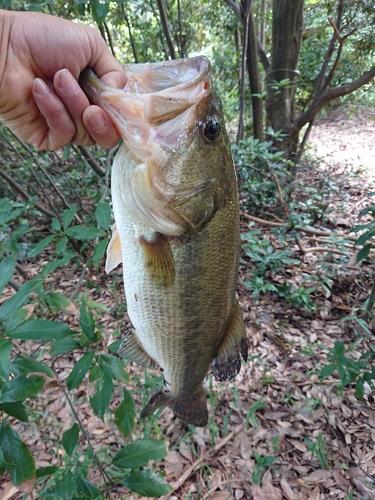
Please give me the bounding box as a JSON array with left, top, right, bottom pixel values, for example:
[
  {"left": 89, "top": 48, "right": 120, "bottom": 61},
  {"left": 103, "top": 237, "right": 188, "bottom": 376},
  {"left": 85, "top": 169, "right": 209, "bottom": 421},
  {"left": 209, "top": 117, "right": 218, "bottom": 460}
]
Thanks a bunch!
[{"left": 266, "top": 0, "right": 304, "bottom": 158}]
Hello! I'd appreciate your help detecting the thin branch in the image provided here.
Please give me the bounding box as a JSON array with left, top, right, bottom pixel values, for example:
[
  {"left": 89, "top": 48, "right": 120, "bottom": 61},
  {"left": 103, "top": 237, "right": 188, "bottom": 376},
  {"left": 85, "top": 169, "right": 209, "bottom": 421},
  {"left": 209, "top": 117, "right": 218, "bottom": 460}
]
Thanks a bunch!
[
  {"left": 103, "top": 20, "right": 115, "bottom": 57},
  {"left": 294, "top": 65, "right": 375, "bottom": 132},
  {"left": 270, "top": 170, "right": 290, "bottom": 218},
  {"left": 156, "top": 0, "right": 176, "bottom": 59},
  {"left": 315, "top": 0, "right": 344, "bottom": 94},
  {"left": 38, "top": 164, "right": 82, "bottom": 223},
  {"left": 0, "top": 164, "right": 55, "bottom": 218},
  {"left": 77, "top": 146, "right": 105, "bottom": 177},
  {"left": 242, "top": 213, "right": 365, "bottom": 243},
  {"left": 121, "top": 4, "right": 138, "bottom": 63},
  {"left": 29, "top": 166, "right": 61, "bottom": 220}
]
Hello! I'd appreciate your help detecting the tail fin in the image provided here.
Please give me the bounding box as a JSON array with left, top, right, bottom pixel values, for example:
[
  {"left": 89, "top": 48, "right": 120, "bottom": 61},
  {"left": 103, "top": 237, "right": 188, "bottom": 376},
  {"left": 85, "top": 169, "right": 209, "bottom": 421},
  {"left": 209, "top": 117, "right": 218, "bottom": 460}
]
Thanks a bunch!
[
  {"left": 140, "top": 388, "right": 208, "bottom": 427},
  {"left": 172, "top": 389, "right": 208, "bottom": 427}
]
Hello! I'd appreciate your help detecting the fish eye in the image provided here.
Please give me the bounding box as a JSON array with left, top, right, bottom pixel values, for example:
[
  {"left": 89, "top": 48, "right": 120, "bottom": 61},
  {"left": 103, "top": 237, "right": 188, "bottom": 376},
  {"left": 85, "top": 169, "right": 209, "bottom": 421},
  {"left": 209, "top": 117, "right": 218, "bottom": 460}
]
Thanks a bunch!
[{"left": 203, "top": 117, "right": 221, "bottom": 142}]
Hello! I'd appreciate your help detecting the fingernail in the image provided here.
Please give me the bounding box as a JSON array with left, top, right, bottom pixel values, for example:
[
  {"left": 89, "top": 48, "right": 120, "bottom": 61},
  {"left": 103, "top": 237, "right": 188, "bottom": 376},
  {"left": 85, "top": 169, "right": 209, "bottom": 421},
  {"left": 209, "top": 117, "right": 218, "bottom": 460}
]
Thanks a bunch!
[
  {"left": 33, "top": 78, "right": 49, "bottom": 96},
  {"left": 87, "top": 110, "right": 106, "bottom": 131},
  {"left": 57, "top": 69, "right": 78, "bottom": 94}
]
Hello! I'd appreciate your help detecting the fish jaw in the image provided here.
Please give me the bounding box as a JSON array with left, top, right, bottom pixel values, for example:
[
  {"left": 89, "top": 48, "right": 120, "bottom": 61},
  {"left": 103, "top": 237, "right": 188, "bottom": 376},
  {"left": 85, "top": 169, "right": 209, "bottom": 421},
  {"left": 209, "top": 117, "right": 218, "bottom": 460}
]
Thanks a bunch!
[{"left": 79, "top": 57, "right": 211, "bottom": 160}]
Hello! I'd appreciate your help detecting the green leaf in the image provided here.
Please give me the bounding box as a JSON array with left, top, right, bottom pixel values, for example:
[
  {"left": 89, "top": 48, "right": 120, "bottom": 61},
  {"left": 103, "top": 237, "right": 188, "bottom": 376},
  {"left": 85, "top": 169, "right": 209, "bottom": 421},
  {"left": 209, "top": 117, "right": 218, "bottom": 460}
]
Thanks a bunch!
[
  {"left": 115, "top": 388, "right": 136, "bottom": 437},
  {"left": 42, "top": 253, "right": 74, "bottom": 278},
  {"left": 92, "top": 0, "right": 109, "bottom": 25},
  {"left": 0, "top": 339, "right": 12, "bottom": 380},
  {"left": 90, "top": 369, "right": 114, "bottom": 419},
  {"left": 93, "top": 237, "right": 109, "bottom": 269},
  {"left": 55, "top": 236, "right": 68, "bottom": 253},
  {"left": 62, "top": 423, "right": 80, "bottom": 456},
  {"left": 356, "top": 379, "right": 365, "bottom": 399},
  {"left": 28, "top": 234, "right": 55, "bottom": 258},
  {"left": 0, "top": 256, "right": 16, "bottom": 295},
  {"left": 36, "top": 466, "right": 59, "bottom": 479},
  {"left": 0, "top": 421, "right": 36, "bottom": 486},
  {"left": 79, "top": 300, "right": 96, "bottom": 341},
  {"left": 355, "top": 229, "right": 375, "bottom": 247},
  {"left": 51, "top": 218, "right": 61, "bottom": 232},
  {"left": 333, "top": 341, "right": 345, "bottom": 360},
  {"left": 11, "top": 358, "right": 54, "bottom": 378},
  {"left": 122, "top": 471, "right": 171, "bottom": 496},
  {"left": 3, "top": 307, "right": 29, "bottom": 334},
  {"left": 67, "top": 226, "right": 105, "bottom": 240},
  {"left": 0, "top": 401, "right": 28, "bottom": 421},
  {"left": 99, "top": 354, "right": 129, "bottom": 381},
  {"left": 63, "top": 206, "right": 77, "bottom": 231},
  {"left": 0, "top": 276, "right": 39, "bottom": 322},
  {"left": 252, "top": 466, "right": 262, "bottom": 485},
  {"left": 8, "top": 319, "right": 73, "bottom": 341},
  {"left": 45, "top": 293, "right": 71, "bottom": 310},
  {"left": 75, "top": 475, "right": 101, "bottom": 497},
  {"left": 108, "top": 339, "right": 122, "bottom": 353},
  {"left": 66, "top": 351, "right": 95, "bottom": 391},
  {"left": 0, "top": 374, "right": 45, "bottom": 403},
  {"left": 113, "top": 439, "right": 167, "bottom": 469},
  {"left": 95, "top": 202, "right": 111, "bottom": 230},
  {"left": 356, "top": 243, "right": 372, "bottom": 263},
  {"left": 320, "top": 363, "right": 337, "bottom": 380},
  {"left": 50, "top": 338, "right": 81, "bottom": 356}
]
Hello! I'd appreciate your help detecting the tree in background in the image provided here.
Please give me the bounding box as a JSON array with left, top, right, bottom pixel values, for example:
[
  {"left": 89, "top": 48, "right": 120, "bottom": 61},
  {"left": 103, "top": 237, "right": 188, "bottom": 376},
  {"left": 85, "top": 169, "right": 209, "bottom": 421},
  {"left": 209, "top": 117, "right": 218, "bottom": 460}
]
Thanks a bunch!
[{"left": 226, "top": 0, "right": 375, "bottom": 160}]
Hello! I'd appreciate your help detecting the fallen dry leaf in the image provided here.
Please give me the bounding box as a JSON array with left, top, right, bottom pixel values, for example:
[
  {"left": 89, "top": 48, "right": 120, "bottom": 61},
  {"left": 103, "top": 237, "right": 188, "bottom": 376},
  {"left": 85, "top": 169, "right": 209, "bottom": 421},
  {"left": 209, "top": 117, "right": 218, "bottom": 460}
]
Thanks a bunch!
[
  {"left": 305, "top": 469, "right": 333, "bottom": 484},
  {"left": 280, "top": 475, "right": 294, "bottom": 500},
  {"left": 0, "top": 483, "right": 19, "bottom": 500},
  {"left": 251, "top": 479, "right": 282, "bottom": 500}
]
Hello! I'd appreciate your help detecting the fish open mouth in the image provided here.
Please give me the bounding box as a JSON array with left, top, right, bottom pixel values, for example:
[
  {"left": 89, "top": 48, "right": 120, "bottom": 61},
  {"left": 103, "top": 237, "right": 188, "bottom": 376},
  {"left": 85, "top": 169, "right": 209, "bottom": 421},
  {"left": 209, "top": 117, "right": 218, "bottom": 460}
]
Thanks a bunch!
[{"left": 122, "top": 56, "right": 211, "bottom": 96}]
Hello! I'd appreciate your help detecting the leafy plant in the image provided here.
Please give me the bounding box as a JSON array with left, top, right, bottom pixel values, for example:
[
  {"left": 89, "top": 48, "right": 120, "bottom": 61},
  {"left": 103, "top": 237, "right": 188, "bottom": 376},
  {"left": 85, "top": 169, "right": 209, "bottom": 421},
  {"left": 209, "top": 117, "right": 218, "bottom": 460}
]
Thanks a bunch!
[
  {"left": 305, "top": 431, "right": 328, "bottom": 469},
  {"left": 320, "top": 340, "right": 375, "bottom": 399},
  {"left": 252, "top": 451, "right": 277, "bottom": 484}
]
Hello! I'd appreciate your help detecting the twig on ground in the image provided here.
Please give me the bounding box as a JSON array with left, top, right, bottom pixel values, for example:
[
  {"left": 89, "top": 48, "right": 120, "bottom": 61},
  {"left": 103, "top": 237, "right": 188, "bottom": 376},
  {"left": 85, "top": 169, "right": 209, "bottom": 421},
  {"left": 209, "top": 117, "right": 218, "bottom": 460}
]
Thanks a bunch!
[
  {"left": 242, "top": 213, "right": 368, "bottom": 243},
  {"left": 270, "top": 170, "right": 290, "bottom": 218}
]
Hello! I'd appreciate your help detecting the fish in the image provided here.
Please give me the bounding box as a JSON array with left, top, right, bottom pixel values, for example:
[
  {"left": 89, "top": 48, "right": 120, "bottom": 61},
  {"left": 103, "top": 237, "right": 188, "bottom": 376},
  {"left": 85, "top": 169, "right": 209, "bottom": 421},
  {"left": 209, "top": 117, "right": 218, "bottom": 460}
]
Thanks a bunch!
[{"left": 79, "top": 56, "right": 247, "bottom": 427}]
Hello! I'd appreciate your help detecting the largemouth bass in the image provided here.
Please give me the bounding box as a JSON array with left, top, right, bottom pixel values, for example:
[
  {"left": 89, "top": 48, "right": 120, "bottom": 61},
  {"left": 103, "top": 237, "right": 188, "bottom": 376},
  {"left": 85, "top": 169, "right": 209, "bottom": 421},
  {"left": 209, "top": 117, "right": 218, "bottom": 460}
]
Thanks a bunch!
[{"left": 80, "top": 56, "right": 247, "bottom": 427}]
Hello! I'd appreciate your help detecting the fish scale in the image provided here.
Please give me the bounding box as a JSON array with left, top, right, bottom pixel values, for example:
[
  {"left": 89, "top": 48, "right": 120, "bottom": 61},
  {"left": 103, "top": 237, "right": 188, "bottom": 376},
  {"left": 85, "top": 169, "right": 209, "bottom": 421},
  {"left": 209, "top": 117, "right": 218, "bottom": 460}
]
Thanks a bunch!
[{"left": 79, "top": 56, "right": 248, "bottom": 426}]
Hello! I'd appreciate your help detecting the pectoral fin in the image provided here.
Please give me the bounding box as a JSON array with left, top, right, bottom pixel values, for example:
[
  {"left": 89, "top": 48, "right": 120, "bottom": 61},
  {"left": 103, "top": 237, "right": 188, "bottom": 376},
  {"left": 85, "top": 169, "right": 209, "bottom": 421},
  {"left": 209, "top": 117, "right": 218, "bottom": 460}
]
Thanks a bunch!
[
  {"left": 212, "top": 300, "right": 247, "bottom": 381},
  {"left": 118, "top": 331, "right": 158, "bottom": 369},
  {"left": 139, "top": 232, "right": 175, "bottom": 287},
  {"left": 105, "top": 224, "right": 123, "bottom": 273}
]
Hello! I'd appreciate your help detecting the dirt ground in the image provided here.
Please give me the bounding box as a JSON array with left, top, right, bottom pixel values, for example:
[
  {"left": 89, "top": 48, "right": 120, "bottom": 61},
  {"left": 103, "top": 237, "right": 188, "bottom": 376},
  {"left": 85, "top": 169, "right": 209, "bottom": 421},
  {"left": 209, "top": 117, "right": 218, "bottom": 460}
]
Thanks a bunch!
[{"left": 1, "top": 107, "right": 375, "bottom": 500}]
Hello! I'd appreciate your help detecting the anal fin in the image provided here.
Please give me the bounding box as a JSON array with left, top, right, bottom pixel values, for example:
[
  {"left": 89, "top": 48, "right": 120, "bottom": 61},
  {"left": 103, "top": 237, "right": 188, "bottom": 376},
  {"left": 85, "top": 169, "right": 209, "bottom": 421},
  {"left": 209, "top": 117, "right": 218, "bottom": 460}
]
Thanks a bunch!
[
  {"left": 212, "top": 300, "right": 247, "bottom": 382},
  {"left": 139, "top": 232, "right": 175, "bottom": 287},
  {"left": 118, "top": 330, "right": 157, "bottom": 369}
]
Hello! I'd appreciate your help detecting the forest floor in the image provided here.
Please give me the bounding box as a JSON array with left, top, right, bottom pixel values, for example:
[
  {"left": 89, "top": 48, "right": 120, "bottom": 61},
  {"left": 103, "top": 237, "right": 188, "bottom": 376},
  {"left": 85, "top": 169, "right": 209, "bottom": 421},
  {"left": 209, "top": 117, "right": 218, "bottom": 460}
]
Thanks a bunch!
[{"left": 2, "top": 106, "right": 375, "bottom": 500}]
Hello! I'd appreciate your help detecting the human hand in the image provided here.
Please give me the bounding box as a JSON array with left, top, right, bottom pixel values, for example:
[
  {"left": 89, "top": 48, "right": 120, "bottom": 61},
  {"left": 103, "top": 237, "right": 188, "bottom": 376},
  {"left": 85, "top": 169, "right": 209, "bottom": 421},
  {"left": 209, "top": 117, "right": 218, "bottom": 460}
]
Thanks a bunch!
[{"left": 0, "top": 10, "right": 127, "bottom": 150}]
